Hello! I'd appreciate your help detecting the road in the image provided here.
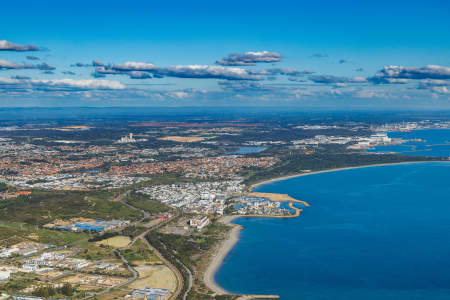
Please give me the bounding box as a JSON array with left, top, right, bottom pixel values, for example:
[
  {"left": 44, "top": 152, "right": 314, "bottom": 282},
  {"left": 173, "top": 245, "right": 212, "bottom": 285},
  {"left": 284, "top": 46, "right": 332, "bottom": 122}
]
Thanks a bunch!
[
  {"left": 118, "top": 191, "right": 192, "bottom": 300},
  {"left": 180, "top": 258, "right": 192, "bottom": 300},
  {"left": 140, "top": 236, "right": 185, "bottom": 300},
  {"left": 82, "top": 249, "right": 138, "bottom": 300},
  {"left": 80, "top": 190, "right": 192, "bottom": 299}
]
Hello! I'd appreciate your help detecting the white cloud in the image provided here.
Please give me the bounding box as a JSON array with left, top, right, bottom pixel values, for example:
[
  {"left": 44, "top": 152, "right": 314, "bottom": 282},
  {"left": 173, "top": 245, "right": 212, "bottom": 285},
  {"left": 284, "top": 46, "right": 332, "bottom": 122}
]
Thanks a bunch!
[
  {"left": 0, "top": 77, "right": 125, "bottom": 92},
  {"left": 30, "top": 79, "right": 125, "bottom": 90},
  {"left": 369, "top": 65, "right": 450, "bottom": 83},
  {"left": 0, "top": 59, "right": 23, "bottom": 69},
  {"left": 168, "top": 91, "right": 189, "bottom": 99},
  {"left": 216, "top": 51, "right": 282, "bottom": 66},
  {"left": 0, "top": 40, "right": 39, "bottom": 51},
  {"left": 113, "top": 61, "right": 158, "bottom": 71}
]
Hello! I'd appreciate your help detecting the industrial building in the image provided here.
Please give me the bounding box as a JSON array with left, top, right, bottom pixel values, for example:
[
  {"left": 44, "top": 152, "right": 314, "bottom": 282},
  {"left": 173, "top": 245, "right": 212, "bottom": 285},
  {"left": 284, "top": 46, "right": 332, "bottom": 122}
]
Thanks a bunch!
[{"left": 129, "top": 287, "right": 171, "bottom": 300}]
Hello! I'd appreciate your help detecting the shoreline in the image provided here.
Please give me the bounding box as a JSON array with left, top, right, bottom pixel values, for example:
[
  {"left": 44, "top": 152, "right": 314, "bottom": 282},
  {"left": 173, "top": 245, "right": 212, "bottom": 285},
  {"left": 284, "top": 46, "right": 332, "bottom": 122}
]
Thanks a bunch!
[
  {"left": 249, "top": 161, "right": 439, "bottom": 191},
  {"left": 203, "top": 160, "right": 444, "bottom": 295},
  {"left": 203, "top": 215, "right": 241, "bottom": 295}
]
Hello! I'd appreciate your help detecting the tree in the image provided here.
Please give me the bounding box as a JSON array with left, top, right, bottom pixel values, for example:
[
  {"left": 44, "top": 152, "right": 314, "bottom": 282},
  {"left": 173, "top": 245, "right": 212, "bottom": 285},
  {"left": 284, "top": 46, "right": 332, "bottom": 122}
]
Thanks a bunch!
[{"left": 61, "top": 283, "right": 74, "bottom": 296}]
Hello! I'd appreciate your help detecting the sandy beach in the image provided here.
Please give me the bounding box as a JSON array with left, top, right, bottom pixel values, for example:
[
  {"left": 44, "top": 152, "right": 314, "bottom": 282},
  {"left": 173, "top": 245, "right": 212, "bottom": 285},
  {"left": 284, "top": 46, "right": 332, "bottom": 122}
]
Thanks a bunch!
[
  {"left": 249, "top": 161, "right": 434, "bottom": 190},
  {"left": 203, "top": 215, "right": 242, "bottom": 295}
]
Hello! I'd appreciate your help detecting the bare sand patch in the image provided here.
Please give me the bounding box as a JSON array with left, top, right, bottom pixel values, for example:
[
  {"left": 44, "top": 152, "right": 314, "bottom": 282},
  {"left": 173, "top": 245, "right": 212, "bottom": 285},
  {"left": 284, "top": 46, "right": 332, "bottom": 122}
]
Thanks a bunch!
[
  {"left": 129, "top": 265, "right": 177, "bottom": 292},
  {"left": 158, "top": 136, "right": 205, "bottom": 142},
  {"left": 97, "top": 236, "right": 131, "bottom": 248},
  {"left": 247, "top": 192, "right": 310, "bottom": 206}
]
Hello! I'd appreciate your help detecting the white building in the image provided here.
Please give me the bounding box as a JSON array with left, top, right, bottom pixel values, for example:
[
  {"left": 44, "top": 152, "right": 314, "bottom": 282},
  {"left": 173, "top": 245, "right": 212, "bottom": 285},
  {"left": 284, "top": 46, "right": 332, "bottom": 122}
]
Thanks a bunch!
[
  {"left": 0, "top": 270, "right": 11, "bottom": 281},
  {"left": 370, "top": 132, "right": 392, "bottom": 143},
  {"left": 129, "top": 287, "right": 170, "bottom": 300},
  {"left": 189, "top": 216, "right": 210, "bottom": 230},
  {"left": 12, "top": 295, "right": 44, "bottom": 300},
  {"left": 117, "top": 133, "right": 136, "bottom": 144},
  {"left": 21, "top": 264, "right": 38, "bottom": 272},
  {"left": 0, "top": 248, "right": 20, "bottom": 258}
]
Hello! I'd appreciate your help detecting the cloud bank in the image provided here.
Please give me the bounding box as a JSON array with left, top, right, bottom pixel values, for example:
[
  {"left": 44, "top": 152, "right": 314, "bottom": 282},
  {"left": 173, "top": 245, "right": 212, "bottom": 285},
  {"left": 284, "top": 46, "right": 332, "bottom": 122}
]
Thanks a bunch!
[
  {"left": 0, "top": 40, "right": 39, "bottom": 51},
  {"left": 0, "top": 77, "right": 125, "bottom": 92},
  {"left": 0, "top": 59, "right": 55, "bottom": 71},
  {"left": 216, "top": 51, "right": 282, "bottom": 66},
  {"left": 369, "top": 65, "right": 450, "bottom": 83},
  {"left": 93, "top": 63, "right": 263, "bottom": 81}
]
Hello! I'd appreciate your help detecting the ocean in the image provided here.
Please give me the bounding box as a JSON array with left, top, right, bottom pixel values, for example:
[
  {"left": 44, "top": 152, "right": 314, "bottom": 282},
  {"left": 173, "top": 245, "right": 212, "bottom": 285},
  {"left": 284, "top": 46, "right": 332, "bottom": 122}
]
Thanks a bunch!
[{"left": 215, "top": 161, "right": 450, "bottom": 299}]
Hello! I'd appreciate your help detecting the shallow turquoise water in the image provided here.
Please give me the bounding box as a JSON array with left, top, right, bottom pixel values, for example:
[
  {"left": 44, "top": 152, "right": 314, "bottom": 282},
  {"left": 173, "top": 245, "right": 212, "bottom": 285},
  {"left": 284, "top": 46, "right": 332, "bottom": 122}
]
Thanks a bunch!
[
  {"left": 215, "top": 162, "right": 450, "bottom": 299},
  {"left": 369, "top": 129, "right": 450, "bottom": 157}
]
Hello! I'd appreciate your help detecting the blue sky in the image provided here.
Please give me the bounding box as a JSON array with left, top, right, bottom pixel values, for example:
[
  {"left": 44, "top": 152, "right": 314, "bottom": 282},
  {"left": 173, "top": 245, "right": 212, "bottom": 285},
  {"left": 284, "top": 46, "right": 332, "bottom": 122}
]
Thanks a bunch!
[{"left": 1, "top": 0, "right": 450, "bottom": 108}]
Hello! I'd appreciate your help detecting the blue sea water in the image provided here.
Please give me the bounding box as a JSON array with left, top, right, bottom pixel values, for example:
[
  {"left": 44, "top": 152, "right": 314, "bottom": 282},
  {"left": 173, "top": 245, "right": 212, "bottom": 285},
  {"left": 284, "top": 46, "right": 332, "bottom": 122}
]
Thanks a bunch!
[
  {"left": 369, "top": 129, "right": 450, "bottom": 157},
  {"left": 215, "top": 162, "right": 450, "bottom": 300}
]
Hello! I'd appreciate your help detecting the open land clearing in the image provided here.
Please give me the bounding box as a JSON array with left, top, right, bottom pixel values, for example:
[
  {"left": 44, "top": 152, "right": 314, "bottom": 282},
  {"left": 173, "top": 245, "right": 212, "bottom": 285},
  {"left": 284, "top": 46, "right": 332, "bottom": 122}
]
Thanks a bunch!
[
  {"left": 96, "top": 236, "right": 131, "bottom": 248},
  {"left": 128, "top": 264, "right": 177, "bottom": 291},
  {"left": 158, "top": 136, "right": 207, "bottom": 142},
  {"left": 61, "top": 273, "right": 127, "bottom": 288}
]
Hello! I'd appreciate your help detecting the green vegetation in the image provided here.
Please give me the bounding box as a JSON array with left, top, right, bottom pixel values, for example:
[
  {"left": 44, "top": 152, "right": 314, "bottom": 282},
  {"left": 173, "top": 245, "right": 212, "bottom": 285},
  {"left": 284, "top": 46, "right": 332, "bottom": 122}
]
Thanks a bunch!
[
  {"left": 120, "top": 247, "right": 152, "bottom": 264},
  {"left": 146, "top": 220, "right": 232, "bottom": 299},
  {"left": 120, "top": 241, "right": 160, "bottom": 265},
  {"left": 125, "top": 191, "right": 170, "bottom": 214},
  {"left": 74, "top": 240, "right": 115, "bottom": 260},
  {"left": 88, "top": 231, "right": 119, "bottom": 242},
  {"left": 0, "top": 182, "right": 8, "bottom": 192},
  {"left": 148, "top": 219, "right": 228, "bottom": 266},
  {"left": 0, "top": 190, "right": 142, "bottom": 225},
  {"left": 243, "top": 147, "right": 442, "bottom": 185},
  {"left": 186, "top": 291, "right": 237, "bottom": 300},
  {"left": 32, "top": 283, "right": 74, "bottom": 298},
  {"left": 0, "top": 277, "right": 35, "bottom": 294},
  {"left": 120, "top": 225, "right": 148, "bottom": 238},
  {"left": 0, "top": 222, "right": 87, "bottom": 246}
]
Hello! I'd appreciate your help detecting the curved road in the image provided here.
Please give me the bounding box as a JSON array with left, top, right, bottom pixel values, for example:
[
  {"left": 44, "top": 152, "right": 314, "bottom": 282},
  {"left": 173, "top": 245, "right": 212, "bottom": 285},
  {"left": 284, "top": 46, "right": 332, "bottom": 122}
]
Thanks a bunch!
[
  {"left": 118, "top": 192, "right": 192, "bottom": 300},
  {"left": 140, "top": 236, "right": 185, "bottom": 300}
]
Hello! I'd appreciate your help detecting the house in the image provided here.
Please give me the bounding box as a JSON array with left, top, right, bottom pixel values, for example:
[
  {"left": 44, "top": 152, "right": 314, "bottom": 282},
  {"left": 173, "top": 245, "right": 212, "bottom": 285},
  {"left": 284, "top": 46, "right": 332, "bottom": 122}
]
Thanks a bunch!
[{"left": 21, "top": 264, "right": 39, "bottom": 272}]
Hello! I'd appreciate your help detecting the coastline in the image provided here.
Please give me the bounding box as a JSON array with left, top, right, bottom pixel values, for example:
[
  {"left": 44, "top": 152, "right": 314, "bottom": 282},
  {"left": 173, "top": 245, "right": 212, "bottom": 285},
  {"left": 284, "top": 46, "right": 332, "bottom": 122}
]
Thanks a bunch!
[
  {"left": 204, "top": 160, "right": 443, "bottom": 295},
  {"left": 203, "top": 215, "right": 242, "bottom": 295},
  {"left": 249, "top": 161, "right": 437, "bottom": 190}
]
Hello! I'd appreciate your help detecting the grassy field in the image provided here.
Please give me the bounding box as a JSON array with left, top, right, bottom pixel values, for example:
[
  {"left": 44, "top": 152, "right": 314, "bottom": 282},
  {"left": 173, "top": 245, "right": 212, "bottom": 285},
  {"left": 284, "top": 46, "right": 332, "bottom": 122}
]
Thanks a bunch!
[
  {"left": 96, "top": 236, "right": 131, "bottom": 248},
  {"left": 74, "top": 240, "right": 116, "bottom": 260},
  {"left": 120, "top": 240, "right": 161, "bottom": 266}
]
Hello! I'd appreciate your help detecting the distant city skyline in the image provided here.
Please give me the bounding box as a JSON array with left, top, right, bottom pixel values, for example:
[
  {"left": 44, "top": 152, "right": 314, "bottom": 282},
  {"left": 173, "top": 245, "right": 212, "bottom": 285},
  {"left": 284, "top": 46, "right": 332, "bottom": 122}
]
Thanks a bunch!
[{"left": 1, "top": 0, "right": 450, "bottom": 108}]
